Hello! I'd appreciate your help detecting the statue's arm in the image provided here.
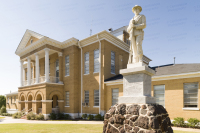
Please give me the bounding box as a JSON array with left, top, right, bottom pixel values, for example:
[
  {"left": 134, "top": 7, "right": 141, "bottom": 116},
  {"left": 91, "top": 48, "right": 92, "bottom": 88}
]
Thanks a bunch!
[
  {"left": 135, "top": 15, "right": 146, "bottom": 30},
  {"left": 127, "top": 20, "right": 133, "bottom": 33}
]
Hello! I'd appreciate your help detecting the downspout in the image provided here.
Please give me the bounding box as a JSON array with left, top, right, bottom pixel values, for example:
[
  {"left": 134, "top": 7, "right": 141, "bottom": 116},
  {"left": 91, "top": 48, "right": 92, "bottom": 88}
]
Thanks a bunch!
[
  {"left": 78, "top": 41, "right": 83, "bottom": 116},
  {"left": 97, "top": 34, "right": 101, "bottom": 114}
]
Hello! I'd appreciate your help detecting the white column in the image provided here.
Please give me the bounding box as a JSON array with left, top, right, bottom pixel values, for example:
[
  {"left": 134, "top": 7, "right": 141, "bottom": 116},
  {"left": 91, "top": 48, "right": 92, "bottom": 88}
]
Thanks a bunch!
[
  {"left": 27, "top": 57, "right": 31, "bottom": 85},
  {"left": 35, "top": 53, "right": 39, "bottom": 84},
  {"left": 20, "top": 60, "right": 24, "bottom": 86},
  {"left": 44, "top": 48, "right": 50, "bottom": 82}
]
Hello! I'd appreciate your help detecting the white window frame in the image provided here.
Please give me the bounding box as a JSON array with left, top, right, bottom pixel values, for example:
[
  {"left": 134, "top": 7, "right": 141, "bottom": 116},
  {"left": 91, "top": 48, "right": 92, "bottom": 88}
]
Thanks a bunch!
[
  {"left": 84, "top": 91, "right": 89, "bottom": 104},
  {"left": 94, "top": 90, "right": 99, "bottom": 107},
  {"left": 65, "top": 91, "right": 70, "bottom": 107},
  {"left": 154, "top": 85, "right": 165, "bottom": 107},
  {"left": 112, "top": 88, "right": 119, "bottom": 106},
  {"left": 111, "top": 51, "right": 115, "bottom": 74},
  {"left": 65, "top": 55, "right": 70, "bottom": 76},
  {"left": 84, "top": 52, "right": 89, "bottom": 74},
  {"left": 183, "top": 82, "right": 198, "bottom": 109},
  {"left": 94, "top": 49, "right": 99, "bottom": 73}
]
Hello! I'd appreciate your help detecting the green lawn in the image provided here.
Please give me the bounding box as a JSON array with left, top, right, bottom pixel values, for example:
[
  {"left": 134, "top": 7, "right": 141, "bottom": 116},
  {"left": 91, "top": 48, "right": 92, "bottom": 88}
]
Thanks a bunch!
[
  {"left": 0, "top": 124, "right": 195, "bottom": 133},
  {"left": 0, "top": 117, "right": 5, "bottom": 119}
]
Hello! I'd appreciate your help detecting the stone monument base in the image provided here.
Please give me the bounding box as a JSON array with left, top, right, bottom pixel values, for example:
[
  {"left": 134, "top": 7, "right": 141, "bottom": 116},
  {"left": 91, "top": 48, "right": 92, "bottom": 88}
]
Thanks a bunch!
[{"left": 103, "top": 103, "right": 173, "bottom": 133}]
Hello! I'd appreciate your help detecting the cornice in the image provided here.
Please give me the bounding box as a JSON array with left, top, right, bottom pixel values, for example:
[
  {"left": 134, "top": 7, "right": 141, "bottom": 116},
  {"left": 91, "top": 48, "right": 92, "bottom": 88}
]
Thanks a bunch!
[{"left": 79, "top": 30, "right": 130, "bottom": 53}]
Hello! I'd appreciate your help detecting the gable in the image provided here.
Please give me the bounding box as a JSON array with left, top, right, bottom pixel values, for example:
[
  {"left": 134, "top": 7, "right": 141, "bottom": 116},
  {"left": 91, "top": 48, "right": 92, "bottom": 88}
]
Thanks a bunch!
[
  {"left": 25, "top": 36, "right": 39, "bottom": 47},
  {"left": 15, "top": 29, "right": 44, "bottom": 55}
]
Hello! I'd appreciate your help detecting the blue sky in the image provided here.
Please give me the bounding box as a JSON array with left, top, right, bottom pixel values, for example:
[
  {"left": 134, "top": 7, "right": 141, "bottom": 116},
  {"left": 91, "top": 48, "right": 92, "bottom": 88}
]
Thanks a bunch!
[{"left": 0, "top": 0, "right": 200, "bottom": 95}]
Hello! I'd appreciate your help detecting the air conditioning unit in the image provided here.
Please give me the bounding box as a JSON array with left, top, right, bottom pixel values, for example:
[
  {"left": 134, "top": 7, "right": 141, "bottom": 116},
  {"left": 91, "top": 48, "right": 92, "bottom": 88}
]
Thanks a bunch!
[
  {"left": 82, "top": 103, "right": 86, "bottom": 106},
  {"left": 85, "top": 103, "right": 89, "bottom": 106}
]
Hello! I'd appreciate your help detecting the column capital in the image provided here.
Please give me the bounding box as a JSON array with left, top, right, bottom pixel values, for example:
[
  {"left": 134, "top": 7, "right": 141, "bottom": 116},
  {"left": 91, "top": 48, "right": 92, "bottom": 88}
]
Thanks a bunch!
[
  {"left": 34, "top": 52, "right": 38, "bottom": 56},
  {"left": 58, "top": 52, "right": 63, "bottom": 57},
  {"left": 26, "top": 56, "right": 31, "bottom": 60},
  {"left": 44, "top": 48, "right": 50, "bottom": 52},
  {"left": 20, "top": 60, "right": 24, "bottom": 63}
]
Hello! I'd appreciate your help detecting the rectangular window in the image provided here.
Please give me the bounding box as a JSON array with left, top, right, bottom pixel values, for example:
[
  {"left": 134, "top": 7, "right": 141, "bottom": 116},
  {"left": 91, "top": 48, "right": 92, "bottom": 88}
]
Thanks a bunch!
[
  {"left": 154, "top": 85, "right": 165, "bottom": 107},
  {"left": 65, "top": 56, "right": 70, "bottom": 76},
  {"left": 94, "top": 90, "right": 99, "bottom": 106},
  {"left": 112, "top": 89, "right": 119, "bottom": 106},
  {"left": 84, "top": 52, "right": 89, "bottom": 74},
  {"left": 65, "top": 92, "right": 69, "bottom": 106},
  {"left": 184, "top": 82, "right": 198, "bottom": 108},
  {"left": 111, "top": 51, "right": 115, "bottom": 74},
  {"left": 94, "top": 49, "right": 99, "bottom": 73},
  {"left": 85, "top": 91, "right": 89, "bottom": 104}
]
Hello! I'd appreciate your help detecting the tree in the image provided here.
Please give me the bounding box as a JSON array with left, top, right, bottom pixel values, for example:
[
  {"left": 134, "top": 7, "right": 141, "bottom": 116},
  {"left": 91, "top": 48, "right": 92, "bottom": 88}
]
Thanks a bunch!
[{"left": 0, "top": 95, "right": 6, "bottom": 109}]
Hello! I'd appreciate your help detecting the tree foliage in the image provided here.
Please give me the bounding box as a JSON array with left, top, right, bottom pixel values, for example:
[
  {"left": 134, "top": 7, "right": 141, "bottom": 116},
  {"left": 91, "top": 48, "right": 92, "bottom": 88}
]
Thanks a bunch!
[{"left": 0, "top": 95, "right": 6, "bottom": 109}]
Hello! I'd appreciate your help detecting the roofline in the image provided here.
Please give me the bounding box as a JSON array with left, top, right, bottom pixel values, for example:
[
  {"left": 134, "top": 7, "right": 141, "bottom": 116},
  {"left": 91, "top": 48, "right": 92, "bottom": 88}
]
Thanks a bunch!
[{"left": 5, "top": 92, "right": 18, "bottom": 96}]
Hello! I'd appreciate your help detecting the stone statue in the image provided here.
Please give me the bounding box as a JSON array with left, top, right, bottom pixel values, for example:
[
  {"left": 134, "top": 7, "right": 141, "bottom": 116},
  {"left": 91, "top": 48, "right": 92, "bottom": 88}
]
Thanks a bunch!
[{"left": 127, "top": 5, "right": 146, "bottom": 64}]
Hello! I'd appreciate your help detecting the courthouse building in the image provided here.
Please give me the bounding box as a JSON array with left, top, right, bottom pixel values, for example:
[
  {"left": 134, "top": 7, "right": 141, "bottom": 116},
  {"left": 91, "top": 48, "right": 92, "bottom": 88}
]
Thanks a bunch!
[{"left": 5, "top": 26, "right": 200, "bottom": 120}]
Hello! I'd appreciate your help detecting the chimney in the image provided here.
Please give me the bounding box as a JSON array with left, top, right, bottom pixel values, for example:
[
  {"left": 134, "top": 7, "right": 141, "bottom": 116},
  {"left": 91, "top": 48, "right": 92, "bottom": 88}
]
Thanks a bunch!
[{"left": 174, "top": 57, "right": 176, "bottom": 66}]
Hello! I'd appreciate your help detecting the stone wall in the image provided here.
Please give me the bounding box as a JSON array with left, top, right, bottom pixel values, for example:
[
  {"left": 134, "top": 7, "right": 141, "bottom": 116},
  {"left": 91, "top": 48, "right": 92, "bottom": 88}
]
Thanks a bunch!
[{"left": 103, "top": 103, "right": 173, "bottom": 133}]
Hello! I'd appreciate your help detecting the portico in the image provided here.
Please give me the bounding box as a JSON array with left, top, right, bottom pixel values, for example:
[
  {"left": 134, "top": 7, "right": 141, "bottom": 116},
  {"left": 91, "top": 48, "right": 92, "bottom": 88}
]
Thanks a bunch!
[{"left": 20, "top": 47, "right": 64, "bottom": 87}]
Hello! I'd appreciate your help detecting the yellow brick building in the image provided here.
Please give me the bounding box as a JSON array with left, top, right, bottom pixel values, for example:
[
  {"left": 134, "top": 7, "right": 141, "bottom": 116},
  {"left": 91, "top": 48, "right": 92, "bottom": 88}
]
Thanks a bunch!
[{"left": 5, "top": 27, "right": 200, "bottom": 120}]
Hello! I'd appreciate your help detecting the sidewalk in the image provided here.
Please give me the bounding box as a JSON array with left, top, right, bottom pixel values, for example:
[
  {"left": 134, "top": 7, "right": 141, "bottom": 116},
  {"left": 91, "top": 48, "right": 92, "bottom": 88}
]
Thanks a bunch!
[{"left": 1, "top": 117, "right": 200, "bottom": 132}]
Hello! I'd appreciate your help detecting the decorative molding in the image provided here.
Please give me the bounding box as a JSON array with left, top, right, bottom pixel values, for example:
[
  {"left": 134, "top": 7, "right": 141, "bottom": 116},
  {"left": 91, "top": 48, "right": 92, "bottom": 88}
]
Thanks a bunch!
[
  {"left": 32, "top": 100, "right": 42, "bottom": 102},
  {"left": 182, "top": 108, "right": 199, "bottom": 111},
  {"left": 57, "top": 100, "right": 64, "bottom": 102},
  {"left": 41, "top": 100, "right": 53, "bottom": 102},
  {"left": 24, "top": 101, "right": 32, "bottom": 103},
  {"left": 58, "top": 52, "right": 63, "bottom": 57}
]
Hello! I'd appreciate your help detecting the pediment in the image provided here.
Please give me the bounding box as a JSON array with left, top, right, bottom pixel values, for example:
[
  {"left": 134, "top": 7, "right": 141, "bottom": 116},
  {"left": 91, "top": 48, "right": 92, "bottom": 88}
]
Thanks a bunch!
[{"left": 15, "top": 29, "right": 44, "bottom": 55}]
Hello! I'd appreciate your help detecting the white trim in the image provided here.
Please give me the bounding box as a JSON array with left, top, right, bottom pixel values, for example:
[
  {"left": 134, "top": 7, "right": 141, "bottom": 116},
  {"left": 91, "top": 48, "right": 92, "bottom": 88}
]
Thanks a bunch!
[
  {"left": 93, "top": 72, "right": 99, "bottom": 74},
  {"left": 57, "top": 100, "right": 64, "bottom": 102},
  {"left": 18, "top": 82, "right": 64, "bottom": 88},
  {"left": 106, "top": 82, "right": 123, "bottom": 86},
  {"left": 65, "top": 75, "right": 70, "bottom": 77},
  {"left": 93, "top": 106, "right": 99, "bottom": 108},
  {"left": 41, "top": 100, "right": 53, "bottom": 102},
  {"left": 64, "top": 106, "right": 70, "bottom": 107},
  {"left": 24, "top": 101, "right": 32, "bottom": 103},
  {"left": 182, "top": 108, "right": 200, "bottom": 110},
  {"left": 111, "top": 72, "right": 116, "bottom": 75},
  {"left": 97, "top": 34, "right": 101, "bottom": 115},
  {"left": 104, "top": 80, "right": 123, "bottom": 84},
  {"left": 32, "top": 100, "right": 41, "bottom": 102},
  {"left": 152, "top": 72, "right": 200, "bottom": 81},
  {"left": 84, "top": 73, "right": 90, "bottom": 75}
]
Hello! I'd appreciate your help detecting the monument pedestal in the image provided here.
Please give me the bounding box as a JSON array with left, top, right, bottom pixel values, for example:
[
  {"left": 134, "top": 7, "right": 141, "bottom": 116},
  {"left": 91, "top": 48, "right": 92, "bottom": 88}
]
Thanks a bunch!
[{"left": 118, "top": 62, "right": 156, "bottom": 104}]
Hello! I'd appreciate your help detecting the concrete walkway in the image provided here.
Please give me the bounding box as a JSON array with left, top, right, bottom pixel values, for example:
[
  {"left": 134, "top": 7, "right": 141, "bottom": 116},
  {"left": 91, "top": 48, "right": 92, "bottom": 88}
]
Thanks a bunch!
[{"left": 1, "top": 117, "right": 200, "bottom": 132}]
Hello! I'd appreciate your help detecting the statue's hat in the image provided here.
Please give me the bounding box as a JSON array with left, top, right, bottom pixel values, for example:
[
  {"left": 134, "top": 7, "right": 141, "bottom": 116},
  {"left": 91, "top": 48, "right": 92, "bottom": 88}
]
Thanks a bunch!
[{"left": 132, "top": 5, "right": 142, "bottom": 12}]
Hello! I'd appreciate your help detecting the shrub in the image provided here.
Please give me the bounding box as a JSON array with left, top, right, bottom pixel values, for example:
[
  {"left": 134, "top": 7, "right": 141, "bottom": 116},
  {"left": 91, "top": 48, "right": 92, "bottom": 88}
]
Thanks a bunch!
[
  {"left": 82, "top": 114, "right": 87, "bottom": 119},
  {"left": 0, "top": 106, "right": 6, "bottom": 114},
  {"left": 64, "top": 114, "right": 71, "bottom": 120},
  {"left": 12, "top": 112, "right": 22, "bottom": 119},
  {"left": 187, "top": 118, "right": 200, "bottom": 128},
  {"left": 172, "top": 117, "right": 185, "bottom": 127},
  {"left": 101, "top": 115, "right": 104, "bottom": 120},
  {"left": 57, "top": 113, "right": 65, "bottom": 120},
  {"left": 36, "top": 113, "right": 44, "bottom": 120},
  {"left": 87, "top": 114, "right": 94, "bottom": 120},
  {"left": 94, "top": 114, "right": 102, "bottom": 120},
  {"left": 49, "top": 113, "right": 57, "bottom": 120},
  {"left": 27, "top": 112, "right": 36, "bottom": 120},
  {"left": 1, "top": 113, "right": 12, "bottom": 116}
]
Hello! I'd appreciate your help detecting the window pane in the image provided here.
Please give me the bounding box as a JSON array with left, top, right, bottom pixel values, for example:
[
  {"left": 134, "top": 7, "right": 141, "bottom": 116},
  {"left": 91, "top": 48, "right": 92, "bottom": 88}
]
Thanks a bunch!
[
  {"left": 94, "top": 49, "right": 99, "bottom": 73},
  {"left": 85, "top": 91, "right": 89, "bottom": 103},
  {"left": 111, "top": 51, "right": 115, "bottom": 73},
  {"left": 94, "top": 90, "right": 99, "bottom": 106},
  {"left": 65, "top": 56, "right": 70, "bottom": 76},
  {"left": 65, "top": 92, "right": 69, "bottom": 106},
  {"left": 154, "top": 85, "right": 165, "bottom": 107},
  {"left": 112, "top": 89, "right": 119, "bottom": 106},
  {"left": 85, "top": 53, "right": 89, "bottom": 74},
  {"left": 184, "top": 83, "right": 198, "bottom": 108}
]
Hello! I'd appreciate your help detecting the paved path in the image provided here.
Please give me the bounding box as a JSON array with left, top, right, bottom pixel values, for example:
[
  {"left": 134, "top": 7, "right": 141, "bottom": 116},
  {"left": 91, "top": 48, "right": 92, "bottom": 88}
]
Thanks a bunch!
[{"left": 1, "top": 117, "right": 200, "bottom": 132}]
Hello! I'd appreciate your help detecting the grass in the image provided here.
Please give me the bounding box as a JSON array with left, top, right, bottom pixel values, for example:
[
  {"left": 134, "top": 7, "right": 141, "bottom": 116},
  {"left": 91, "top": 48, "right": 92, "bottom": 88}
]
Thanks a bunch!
[
  {"left": 0, "top": 124, "right": 196, "bottom": 133},
  {"left": 0, "top": 117, "right": 5, "bottom": 119}
]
